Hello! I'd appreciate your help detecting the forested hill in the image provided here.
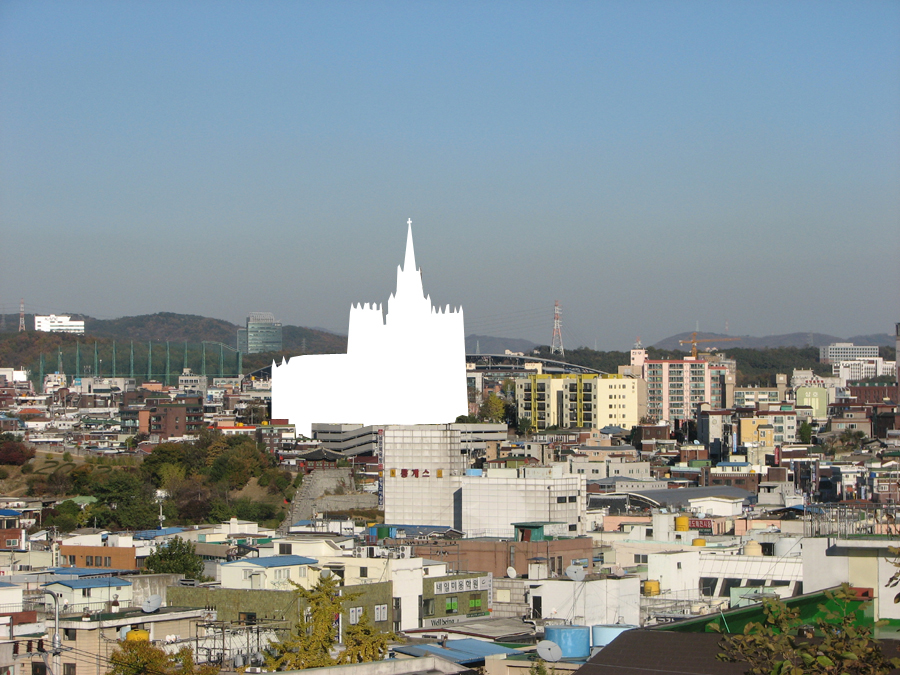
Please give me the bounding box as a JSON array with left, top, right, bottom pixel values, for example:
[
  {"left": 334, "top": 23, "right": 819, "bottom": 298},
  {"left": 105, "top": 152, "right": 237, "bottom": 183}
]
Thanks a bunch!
[
  {"left": 533, "top": 345, "right": 835, "bottom": 386},
  {"left": 0, "top": 312, "right": 347, "bottom": 355}
]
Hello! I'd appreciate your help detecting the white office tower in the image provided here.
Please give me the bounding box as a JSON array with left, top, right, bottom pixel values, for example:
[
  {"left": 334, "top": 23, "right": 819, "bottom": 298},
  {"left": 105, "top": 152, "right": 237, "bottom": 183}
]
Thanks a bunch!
[{"left": 272, "top": 222, "right": 467, "bottom": 437}]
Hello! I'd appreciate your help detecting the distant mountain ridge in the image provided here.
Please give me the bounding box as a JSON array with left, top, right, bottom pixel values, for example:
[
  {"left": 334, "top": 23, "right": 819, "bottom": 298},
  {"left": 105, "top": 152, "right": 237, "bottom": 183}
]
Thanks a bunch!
[{"left": 653, "top": 331, "right": 896, "bottom": 351}]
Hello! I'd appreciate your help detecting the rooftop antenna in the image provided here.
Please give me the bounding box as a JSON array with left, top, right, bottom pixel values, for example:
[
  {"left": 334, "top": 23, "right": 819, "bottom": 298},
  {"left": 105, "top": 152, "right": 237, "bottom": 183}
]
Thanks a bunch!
[
  {"left": 550, "top": 301, "right": 564, "bottom": 356},
  {"left": 18, "top": 299, "right": 25, "bottom": 332}
]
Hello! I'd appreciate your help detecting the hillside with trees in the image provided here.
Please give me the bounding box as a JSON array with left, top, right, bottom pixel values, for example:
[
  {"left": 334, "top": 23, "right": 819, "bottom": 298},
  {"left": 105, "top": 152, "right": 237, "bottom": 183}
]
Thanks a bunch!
[
  {"left": 535, "top": 345, "right": 831, "bottom": 386},
  {"left": 25, "top": 429, "right": 296, "bottom": 533}
]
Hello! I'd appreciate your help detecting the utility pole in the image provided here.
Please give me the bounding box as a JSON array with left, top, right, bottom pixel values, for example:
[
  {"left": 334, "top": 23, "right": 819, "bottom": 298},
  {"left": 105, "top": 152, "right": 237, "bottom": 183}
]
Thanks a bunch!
[{"left": 550, "top": 301, "right": 565, "bottom": 356}]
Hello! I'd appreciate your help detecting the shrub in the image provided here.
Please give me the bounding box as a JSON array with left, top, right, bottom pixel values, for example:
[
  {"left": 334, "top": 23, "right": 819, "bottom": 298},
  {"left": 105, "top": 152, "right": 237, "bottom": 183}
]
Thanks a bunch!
[
  {"left": 0, "top": 468, "right": 8, "bottom": 480},
  {"left": 20, "top": 463, "right": 33, "bottom": 475},
  {"left": 0, "top": 441, "right": 36, "bottom": 466},
  {"left": 62, "top": 451, "right": 72, "bottom": 462}
]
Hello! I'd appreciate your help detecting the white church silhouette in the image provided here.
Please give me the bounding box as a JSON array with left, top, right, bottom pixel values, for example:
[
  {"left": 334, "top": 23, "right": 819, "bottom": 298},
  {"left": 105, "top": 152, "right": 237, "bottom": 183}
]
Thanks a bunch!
[{"left": 271, "top": 221, "right": 468, "bottom": 437}]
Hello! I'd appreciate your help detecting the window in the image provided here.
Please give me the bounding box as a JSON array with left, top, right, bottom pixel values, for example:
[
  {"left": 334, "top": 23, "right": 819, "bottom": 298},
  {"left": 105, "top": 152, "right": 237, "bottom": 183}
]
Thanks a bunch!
[
  {"left": 81, "top": 588, "right": 91, "bottom": 598},
  {"left": 238, "top": 612, "right": 257, "bottom": 625},
  {"left": 556, "top": 496, "right": 566, "bottom": 503},
  {"left": 279, "top": 543, "right": 292, "bottom": 555},
  {"left": 676, "top": 562, "right": 682, "bottom": 570},
  {"left": 423, "top": 599, "right": 435, "bottom": 617},
  {"left": 469, "top": 594, "right": 483, "bottom": 611},
  {"left": 63, "top": 664, "right": 76, "bottom": 675},
  {"left": 568, "top": 524, "right": 577, "bottom": 532},
  {"left": 85, "top": 556, "right": 93, "bottom": 566},
  {"left": 633, "top": 554, "right": 648, "bottom": 564},
  {"left": 568, "top": 496, "right": 576, "bottom": 503},
  {"left": 243, "top": 569, "right": 254, "bottom": 580},
  {"left": 375, "top": 603, "right": 389, "bottom": 621},
  {"left": 348, "top": 607, "right": 363, "bottom": 625},
  {"left": 274, "top": 568, "right": 290, "bottom": 581},
  {"left": 359, "top": 567, "right": 368, "bottom": 578},
  {"left": 68, "top": 555, "right": 76, "bottom": 566},
  {"left": 446, "top": 596, "right": 458, "bottom": 614},
  {"left": 5, "top": 539, "right": 18, "bottom": 548},
  {"left": 63, "top": 629, "right": 77, "bottom": 641}
]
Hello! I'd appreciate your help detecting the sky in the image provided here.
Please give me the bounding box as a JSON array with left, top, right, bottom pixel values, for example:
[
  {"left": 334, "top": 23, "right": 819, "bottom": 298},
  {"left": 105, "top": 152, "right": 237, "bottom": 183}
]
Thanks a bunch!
[{"left": 2, "top": 1, "right": 898, "bottom": 350}]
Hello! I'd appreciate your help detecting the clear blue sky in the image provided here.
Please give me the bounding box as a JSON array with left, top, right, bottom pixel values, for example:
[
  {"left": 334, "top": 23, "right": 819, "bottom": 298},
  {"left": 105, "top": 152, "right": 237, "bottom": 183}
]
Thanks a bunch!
[{"left": 2, "top": 1, "right": 898, "bottom": 349}]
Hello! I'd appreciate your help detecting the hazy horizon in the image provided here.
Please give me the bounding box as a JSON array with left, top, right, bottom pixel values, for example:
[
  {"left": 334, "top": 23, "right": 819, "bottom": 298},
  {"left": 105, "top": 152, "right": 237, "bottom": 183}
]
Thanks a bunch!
[{"left": 3, "top": 2, "right": 898, "bottom": 350}]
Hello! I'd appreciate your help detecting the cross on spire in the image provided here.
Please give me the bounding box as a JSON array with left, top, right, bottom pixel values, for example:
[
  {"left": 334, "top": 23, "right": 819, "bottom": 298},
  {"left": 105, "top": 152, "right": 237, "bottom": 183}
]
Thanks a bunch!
[{"left": 407, "top": 218, "right": 412, "bottom": 226}]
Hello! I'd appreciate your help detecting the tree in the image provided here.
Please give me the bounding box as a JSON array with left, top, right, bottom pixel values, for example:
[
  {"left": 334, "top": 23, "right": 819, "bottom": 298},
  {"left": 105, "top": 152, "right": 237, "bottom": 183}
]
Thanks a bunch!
[
  {"left": 479, "top": 393, "right": 505, "bottom": 423},
  {"left": 106, "top": 640, "right": 217, "bottom": 675},
  {"left": 144, "top": 536, "right": 206, "bottom": 580},
  {"left": 839, "top": 429, "right": 866, "bottom": 454},
  {"left": 798, "top": 420, "right": 813, "bottom": 444},
  {"left": 266, "top": 574, "right": 393, "bottom": 671},
  {"left": 715, "top": 584, "right": 900, "bottom": 675},
  {"left": 0, "top": 440, "right": 35, "bottom": 465},
  {"left": 341, "top": 609, "right": 393, "bottom": 664}
]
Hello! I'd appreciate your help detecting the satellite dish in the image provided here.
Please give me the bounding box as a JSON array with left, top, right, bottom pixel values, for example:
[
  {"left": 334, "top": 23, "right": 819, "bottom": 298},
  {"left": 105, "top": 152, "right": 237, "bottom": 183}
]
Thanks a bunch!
[
  {"left": 506, "top": 566, "right": 518, "bottom": 579},
  {"left": 142, "top": 595, "right": 162, "bottom": 613},
  {"left": 320, "top": 568, "right": 331, "bottom": 579},
  {"left": 536, "top": 640, "right": 563, "bottom": 662},
  {"left": 565, "top": 565, "right": 586, "bottom": 582}
]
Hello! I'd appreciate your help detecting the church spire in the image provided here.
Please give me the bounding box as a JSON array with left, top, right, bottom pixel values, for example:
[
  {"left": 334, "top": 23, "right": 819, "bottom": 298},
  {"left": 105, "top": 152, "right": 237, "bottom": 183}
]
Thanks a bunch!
[{"left": 403, "top": 218, "right": 417, "bottom": 274}]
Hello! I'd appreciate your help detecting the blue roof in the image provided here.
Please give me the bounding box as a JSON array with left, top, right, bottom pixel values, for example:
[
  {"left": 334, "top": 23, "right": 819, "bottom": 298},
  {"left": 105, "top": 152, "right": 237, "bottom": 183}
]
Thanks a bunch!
[
  {"left": 0, "top": 509, "right": 21, "bottom": 517},
  {"left": 48, "top": 567, "right": 134, "bottom": 577},
  {"left": 393, "top": 639, "right": 519, "bottom": 665},
  {"left": 44, "top": 577, "right": 132, "bottom": 589},
  {"left": 134, "top": 527, "right": 185, "bottom": 540},
  {"left": 222, "top": 555, "right": 317, "bottom": 568}
]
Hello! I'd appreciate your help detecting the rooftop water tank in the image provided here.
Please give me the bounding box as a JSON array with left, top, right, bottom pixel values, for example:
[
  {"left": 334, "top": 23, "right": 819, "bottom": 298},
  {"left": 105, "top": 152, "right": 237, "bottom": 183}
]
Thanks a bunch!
[
  {"left": 743, "top": 540, "right": 763, "bottom": 557},
  {"left": 774, "top": 537, "right": 801, "bottom": 558},
  {"left": 643, "top": 580, "right": 660, "bottom": 596},
  {"left": 125, "top": 629, "right": 149, "bottom": 642},
  {"left": 591, "top": 624, "right": 638, "bottom": 647},
  {"left": 693, "top": 538, "right": 706, "bottom": 547},
  {"left": 675, "top": 515, "right": 690, "bottom": 532},
  {"left": 545, "top": 625, "right": 591, "bottom": 659}
]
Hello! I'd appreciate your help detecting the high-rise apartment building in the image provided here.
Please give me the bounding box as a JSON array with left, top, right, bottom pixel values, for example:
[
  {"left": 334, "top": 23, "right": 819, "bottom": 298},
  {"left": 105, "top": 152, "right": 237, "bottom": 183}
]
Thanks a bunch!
[
  {"left": 631, "top": 347, "right": 727, "bottom": 424},
  {"left": 515, "top": 373, "right": 639, "bottom": 432},
  {"left": 237, "top": 312, "right": 283, "bottom": 354}
]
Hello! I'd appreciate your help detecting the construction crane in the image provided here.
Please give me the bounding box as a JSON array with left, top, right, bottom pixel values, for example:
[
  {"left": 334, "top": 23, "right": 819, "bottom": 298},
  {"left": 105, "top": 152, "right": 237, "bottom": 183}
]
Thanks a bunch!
[{"left": 679, "top": 332, "right": 741, "bottom": 358}]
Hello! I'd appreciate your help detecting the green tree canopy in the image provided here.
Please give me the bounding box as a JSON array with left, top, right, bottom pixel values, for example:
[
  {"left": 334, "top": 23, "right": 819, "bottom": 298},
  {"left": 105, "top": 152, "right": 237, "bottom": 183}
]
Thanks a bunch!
[
  {"left": 106, "top": 640, "right": 217, "bottom": 675},
  {"left": 266, "top": 574, "right": 394, "bottom": 671},
  {"left": 144, "top": 536, "right": 206, "bottom": 580},
  {"left": 715, "top": 584, "right": 900, "bottom": 675}
]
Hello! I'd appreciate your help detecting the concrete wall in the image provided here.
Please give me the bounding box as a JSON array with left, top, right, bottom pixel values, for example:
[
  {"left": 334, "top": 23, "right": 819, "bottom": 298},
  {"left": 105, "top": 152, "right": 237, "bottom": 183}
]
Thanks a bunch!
[
  {"left": 132, "top": 573, "right": 183, "bottom": 607},
  {"left": 316, "top": 493, "right": 378, "bottom": 512}
]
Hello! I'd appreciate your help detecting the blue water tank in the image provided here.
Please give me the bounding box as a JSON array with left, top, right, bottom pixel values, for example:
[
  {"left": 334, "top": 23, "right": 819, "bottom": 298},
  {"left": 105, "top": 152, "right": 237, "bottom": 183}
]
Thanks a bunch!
[
  {"left": 545, "top": 625, "right": 591, "bottom": 659},
  {"left": 465, "top": 468, "right": 483, "bottom": 476},
  {"left": 591, "top": 624, "right": 638, "bottom": 647}
]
